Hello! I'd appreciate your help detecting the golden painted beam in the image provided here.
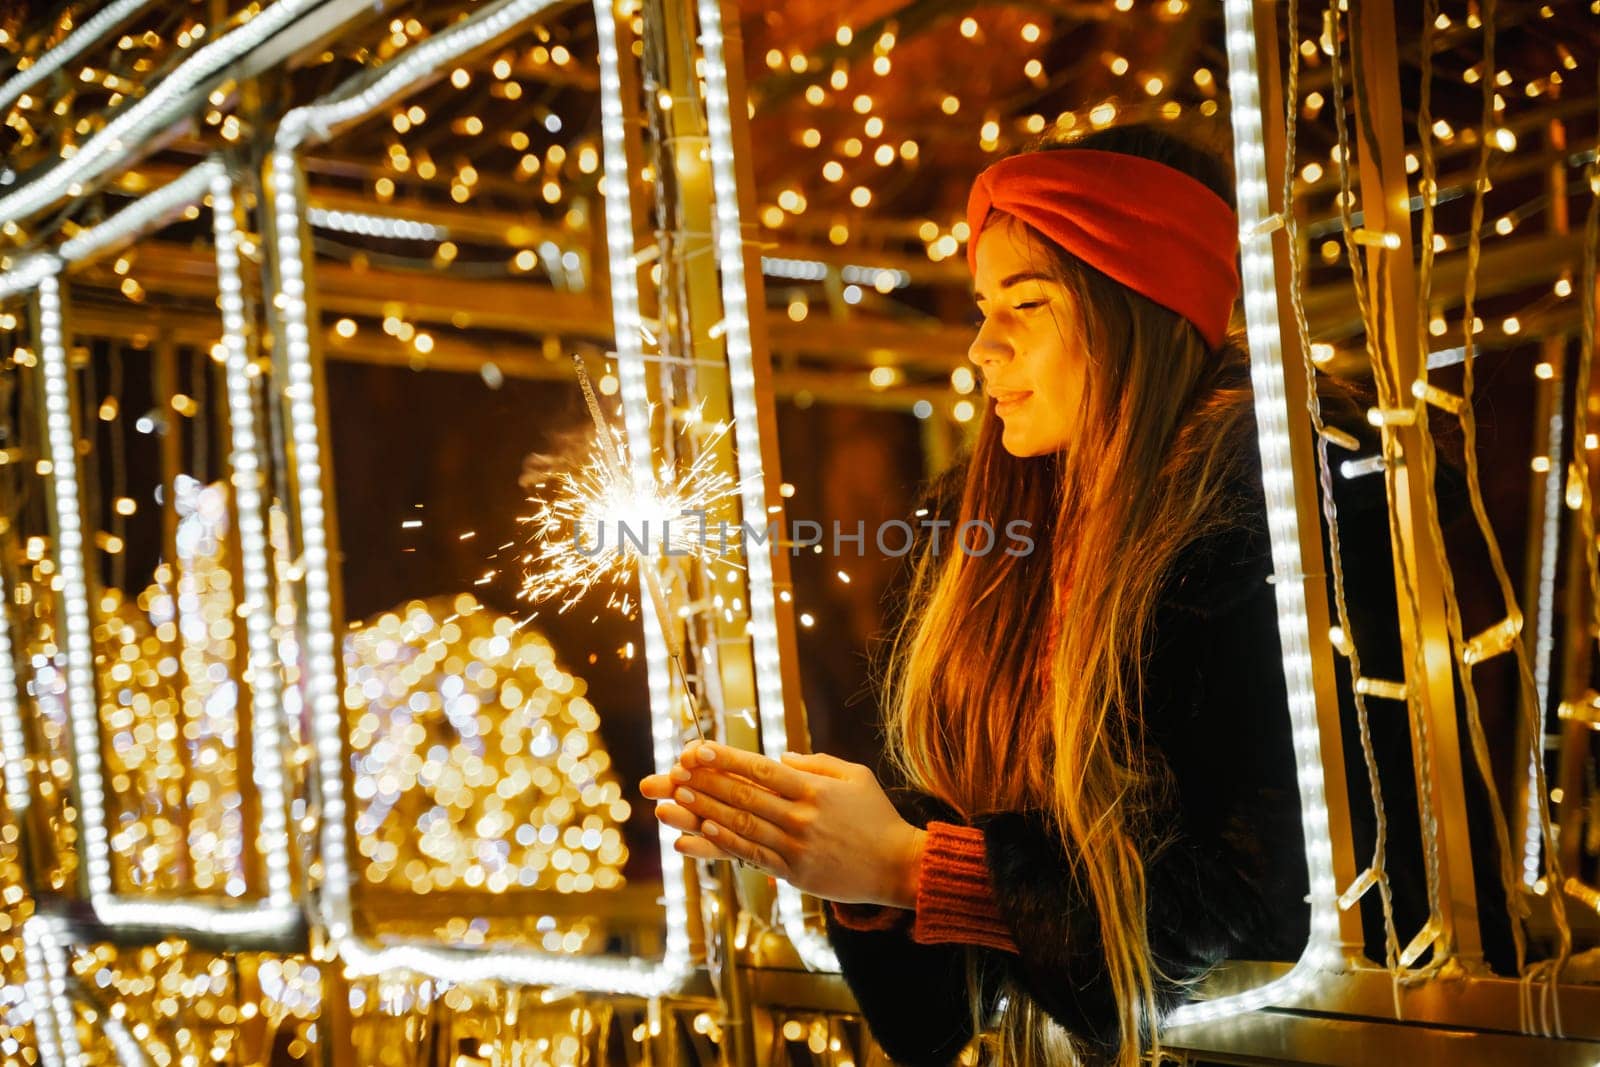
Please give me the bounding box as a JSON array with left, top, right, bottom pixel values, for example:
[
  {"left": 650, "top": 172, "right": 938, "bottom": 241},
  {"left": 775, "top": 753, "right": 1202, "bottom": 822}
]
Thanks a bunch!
[{"left": 1347, "top": 0, "right": 1482, "bottom": 968}]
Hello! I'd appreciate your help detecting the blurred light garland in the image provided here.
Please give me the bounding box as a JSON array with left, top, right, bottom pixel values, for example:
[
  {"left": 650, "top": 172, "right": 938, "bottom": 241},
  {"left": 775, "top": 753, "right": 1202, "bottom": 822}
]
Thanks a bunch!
[
  {"left": 12, "top": 161, "right": 299, "bottom": 935},
  {"left": 0, "top": 0, "right": 162, "bottom": 116},
  {"left": 270, "top": 0, "right": 701, "bottom": 993},
  {"left": 345, "top": 593, "right": 630, "bottom": 897}
]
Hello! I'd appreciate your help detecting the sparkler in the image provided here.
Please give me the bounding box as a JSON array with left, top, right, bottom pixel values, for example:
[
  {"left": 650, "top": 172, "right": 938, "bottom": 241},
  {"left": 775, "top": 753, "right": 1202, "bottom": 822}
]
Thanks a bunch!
[{"left": 517, "top": 355, "right": 746, "bottom": 743}]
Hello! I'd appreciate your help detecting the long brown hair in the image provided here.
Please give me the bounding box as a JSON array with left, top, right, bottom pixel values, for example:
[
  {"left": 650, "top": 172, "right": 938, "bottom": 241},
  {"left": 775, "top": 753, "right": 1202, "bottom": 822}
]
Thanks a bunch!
[{"left": 879, "top": 124, "right": 1260, "bottom": 1065}]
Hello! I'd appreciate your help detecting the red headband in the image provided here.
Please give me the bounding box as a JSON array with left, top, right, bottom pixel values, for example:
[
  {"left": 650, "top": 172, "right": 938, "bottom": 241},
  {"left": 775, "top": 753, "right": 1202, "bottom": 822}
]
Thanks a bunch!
[{"left": 965, "top": 148, "right": 1241, "bottom": 349}]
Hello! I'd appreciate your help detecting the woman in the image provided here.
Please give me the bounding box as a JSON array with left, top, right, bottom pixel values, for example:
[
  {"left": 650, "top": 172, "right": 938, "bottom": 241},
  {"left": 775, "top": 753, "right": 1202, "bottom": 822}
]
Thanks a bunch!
[{"left": 638, "top": 124, "right": 1456, "bottom": 1065}]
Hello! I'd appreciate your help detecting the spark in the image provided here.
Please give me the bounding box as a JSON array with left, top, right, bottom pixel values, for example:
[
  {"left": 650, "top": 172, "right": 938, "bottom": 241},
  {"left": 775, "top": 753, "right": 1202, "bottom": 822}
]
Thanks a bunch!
[
  {"left": 516, "top": 355, "right": 753, "bottom": 745},
  {"left": 518, "top": 356, "right": 747, "bottom": 619},
  {"left": 516, "top": 418, "right": 744, "bottom": 613}
]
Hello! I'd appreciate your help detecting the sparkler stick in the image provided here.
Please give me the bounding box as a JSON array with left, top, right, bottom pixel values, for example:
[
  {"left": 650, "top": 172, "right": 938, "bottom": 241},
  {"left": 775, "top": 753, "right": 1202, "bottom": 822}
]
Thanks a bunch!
[{"left": 570, "top": 354, "right": 707, "bottom": 743}]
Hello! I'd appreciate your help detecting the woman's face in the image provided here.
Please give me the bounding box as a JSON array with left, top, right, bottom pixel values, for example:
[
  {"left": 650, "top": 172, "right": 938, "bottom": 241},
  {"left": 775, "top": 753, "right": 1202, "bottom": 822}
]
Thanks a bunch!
[{"left": 967, "top": 216, "right": 1088, "bottom": 457}]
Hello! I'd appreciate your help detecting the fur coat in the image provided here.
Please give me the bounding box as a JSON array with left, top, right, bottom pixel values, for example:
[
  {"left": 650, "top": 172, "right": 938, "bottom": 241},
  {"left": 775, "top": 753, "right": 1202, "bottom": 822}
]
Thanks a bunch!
[{"left": 822, "top": 420, "right": 1513, "bottom": 1065}]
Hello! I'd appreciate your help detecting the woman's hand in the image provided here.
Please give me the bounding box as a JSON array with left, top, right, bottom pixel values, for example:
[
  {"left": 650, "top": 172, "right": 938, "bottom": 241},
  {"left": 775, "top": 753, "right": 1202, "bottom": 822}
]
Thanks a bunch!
[{"left": 639, "top": 739, "right": 927, "bottom": 908}]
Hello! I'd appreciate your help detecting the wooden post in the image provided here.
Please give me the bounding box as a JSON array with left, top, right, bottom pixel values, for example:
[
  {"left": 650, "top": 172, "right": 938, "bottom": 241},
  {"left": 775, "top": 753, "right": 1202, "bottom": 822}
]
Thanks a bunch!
[{"left": 1346, "top": 0, "right": 1483, "bottom": 967}]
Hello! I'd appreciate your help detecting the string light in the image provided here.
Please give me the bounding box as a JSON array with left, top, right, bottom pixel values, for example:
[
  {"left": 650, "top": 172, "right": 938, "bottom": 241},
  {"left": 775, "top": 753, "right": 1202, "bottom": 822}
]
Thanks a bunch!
[
  {"left": 0, "top": 568, "right": 29, "bottom": 814},
  {"left": 308, "top": 206, "right": 447, "bottom": 241},
  {"left": 0, "top": 254, "right": 63, "bottom": 301},
  {"left": 23, "top": 916, "right": 84, "bottom": 1067},
  {"left": 0, "top": 0, "right": 159, "bottom": 116},
  {"left": 37, "top": 267, "right": 118, "bottom": 919},
  {"left": 345, "top": 595, "right": 629, "bottom": 895},
  {"left": 212, "top": 171, "right": 297, "bottom": 910},
  {"left": 97, "top": 479, "right": 250, "bottom": 894},
  {"left": 695, "top": 0, "right": 837, "bottom": 972},
  {"left": 0, "top": 0, "right": 358, "bottom": 228},
  {"left": 1167, "top": 0, "right": 1347, "bottom": 1029},
  {"left": 267, "top": 0, "right": 695, "bottom": 992},
  {"left": 0, "top": 0, "right": 1587, "bottom": 1049},
  {"left": 20, "top": 162, "right": 301, "bottom": 934}
]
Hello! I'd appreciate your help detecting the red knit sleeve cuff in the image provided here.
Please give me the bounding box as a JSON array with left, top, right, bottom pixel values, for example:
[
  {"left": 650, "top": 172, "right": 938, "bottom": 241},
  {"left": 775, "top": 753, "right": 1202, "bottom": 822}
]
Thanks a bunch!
[
  {"left": 910, "top": 821, "right": 1020, "bottom": 954},
  {"left": 828, "top": 900, "right": 913, "bottom": 932}
]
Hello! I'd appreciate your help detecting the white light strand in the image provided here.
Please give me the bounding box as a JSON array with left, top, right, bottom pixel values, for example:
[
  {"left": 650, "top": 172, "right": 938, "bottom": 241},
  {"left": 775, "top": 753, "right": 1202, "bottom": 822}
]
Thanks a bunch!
[
  {"left": 270, "top": 0, "right": 692, "bottom": 993},
  {"left": 275, "top": 0, "right": 550, "bottom": 148},
  {"left": 0, "top": 155, "right": 221, "bottom": 306},
  {"left": 98, "top": 994, "right": 150, "bottom": 1067},
  {"left": 0, "top": 0, "right": 160, "bottom": 117},
  {"left": 594, "top": 0, "right": 696, "bottom": 983},
  {"left": 307, "top": 206, "right": 447, "bottom": 242},
  {"left": 1167, "top": 1, "right": 1342, "bottom": 1027},
  {"left": 0, "top": 568, "right": 30, "bottom": 812},
  {"left": 1526, "top": 397, "right": 1564, "bottom": 887},
  {"left": 264, "top": 147, "right": 344, "bottom": 939},
  {"left": 35, "top": 919, "right": 84, "bottom": 1067},
  {"left": 27, "top": 167, "right": 299, "bottom": 936},
  {"left": 839, "top": 263, "right": 910, "bottom": 289},
  {"left": 211, "top": 170, "right": 296, "bottom": 909},
  {"left": 0, "top": 255, "right": 62, "bottom": 301},
  {"left": 761, "top": 257, "right": 829, "bottom": 282},
  {"left": 59, "top": 160, "right": 221, "bottom": 261},
  {"left": 693, "top": 0, "right": 835, "bottom": 971},
  {"left": 20, "top": 918, "right": 70, "bottom": 1067},
  {"left": 760, "top": 256, "right": 911, "bottom": 289},
  {"left": 0, "top": 0, "right": 339, "bottom": 227},
  {"left": 37, "top": 271, "right": 115, "bottom": 906}
]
